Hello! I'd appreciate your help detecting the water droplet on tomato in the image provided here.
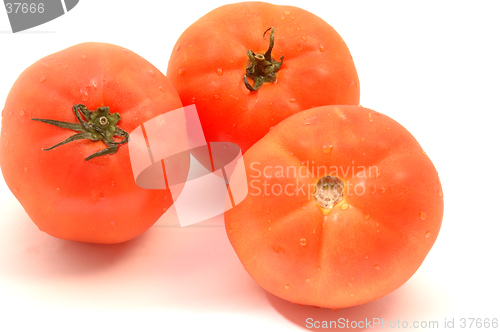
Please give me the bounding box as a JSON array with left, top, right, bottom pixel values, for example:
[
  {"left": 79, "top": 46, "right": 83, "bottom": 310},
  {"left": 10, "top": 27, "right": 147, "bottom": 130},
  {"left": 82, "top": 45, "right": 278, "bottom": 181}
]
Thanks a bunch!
[
  {"left": 214, "top": 95, "right": 219, "bottom": 100},
  {"left": 24, "top": 167, "right": 29, "bottom": 172},
  {"left": 281, "top": 16, "right": 286, "bottom": 20},
  {"left": 19, "top": 110, "right": 24, "bottom": 116},
  {"left": 176, "top": 44, "right": 181, "bottom": 51},
  {"left": 302, "top": 36, "right": 307, "bottom": 42},
  {"left": 369, "top": 113, "right": 374, "bottom": 123},
  {"left": 302, "top": 116, "right": 318, "bottom": 126},
  {"left": 300, "top": 238, "right": 307, "bottom": 246},
  {"left": 230, "top": 95, "right": 239, "bottom": 101},
  {"left": 148, "top": 69, "right": 155, "bottom": 77},
  {"left": 159, "top": 86, "right": 164, "bottom": 91},
  {"left": 40, "top": 76, "right": 46, "bottom": 83},
  {"left": 422, "top": 150, "right": 427, "bottom": 156},
  {"left": 319, "top": 43, "right": 325, "bottom": 52},
  {"left": 374, "top": 265, "right": 381, "bottom": 270},
  {"left": 438, "top": 190, "right": 443, "bottom": 197},
  {"left": 306, "top": 278, "right": 311, "bottom": 283},
  {"left": 179, "top": 68, "right": 186, "bottom": 75},
  {"left": 163, "top": 207, "right": 168, "bottom": 213},
  {"left": 363, "top": 211, "right": 370, "bottom": 220},
  {"left": 379, "top": 187, "right": 386, "bottom": 194},
  {"left": 284, "top": 284, "right": 290, "bottom": 290},
  {"left": 56, "top": 188, "right": 60, "bottom": 191},
  {"left": 361, "top": 137, "right": 366, "bottom": 142},
  {"left": 216, "top": 68, "right": 223, "bottom": 76},
  {"left": 272, "top": 246, "right": 285, "bottom": 254},
  {"left": 322, "top": 145, "right": 333, "bottom": 154},
  {"left": 425, "top": 231, "right": 431, "bottom": 238},
  {"left": 289, "top": 98, "right": 296, "bottom": 103},
  {"left": 284, "top": 11, "right": 290, "bottom": 15},
  {"left": 341, "top": 203, "right": 349, "bottom": 210},
  {"left": 348, "top": 282, "right": 353, "bottom": 287},
  {"left": 228, "top": 228, "right": 232, "bottom": 234},
  {"left": 80, "top": 87, "right": 89, "bottom": 101},
  {"left": 420, "top": 212, "right": 426, "bottom": 220},
  {"left": 99, "top": 192, "right": 105, "bottom": 200},
  {"left": 81, "top": 55, "right": 86, "bottom": 60}
]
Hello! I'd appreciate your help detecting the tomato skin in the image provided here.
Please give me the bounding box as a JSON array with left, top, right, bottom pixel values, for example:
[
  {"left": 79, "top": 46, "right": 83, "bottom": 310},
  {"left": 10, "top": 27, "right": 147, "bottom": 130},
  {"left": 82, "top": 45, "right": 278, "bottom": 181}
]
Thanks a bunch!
[
  {"left": 224, "top": 105, "right": 443, "bottom": 308},
  {"left": 0, "top": 43, "right": 189, "bottom": 244},
  {"left": 167, "top": 2, "right": 359, "bottom": 154}
]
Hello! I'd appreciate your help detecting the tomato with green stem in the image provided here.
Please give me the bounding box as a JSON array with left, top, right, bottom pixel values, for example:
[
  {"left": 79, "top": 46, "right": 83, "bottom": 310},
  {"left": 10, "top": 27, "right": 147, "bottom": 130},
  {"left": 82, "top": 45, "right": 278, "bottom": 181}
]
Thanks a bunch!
[
  {"left": 167, "top": 2, "right": 360, "bottom": 155},
  {"left": 225, "top": 105, "right": 444, "bottom": 308},
  {"left": 0, "top": 42, "right": 189, "bottom": 244}
]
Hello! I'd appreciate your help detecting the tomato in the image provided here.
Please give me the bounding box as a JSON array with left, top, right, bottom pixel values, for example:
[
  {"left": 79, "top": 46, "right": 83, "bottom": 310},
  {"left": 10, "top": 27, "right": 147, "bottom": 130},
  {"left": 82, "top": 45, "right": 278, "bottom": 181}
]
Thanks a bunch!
[
  {"left": 224, "top": 105, "right": 444, "bottom": 308},
  {"left": 167, "top": 2, "right": 359, "bottom": 155},
  {"left": 0, "top": 43, "right": 189, "bottom": 244}
]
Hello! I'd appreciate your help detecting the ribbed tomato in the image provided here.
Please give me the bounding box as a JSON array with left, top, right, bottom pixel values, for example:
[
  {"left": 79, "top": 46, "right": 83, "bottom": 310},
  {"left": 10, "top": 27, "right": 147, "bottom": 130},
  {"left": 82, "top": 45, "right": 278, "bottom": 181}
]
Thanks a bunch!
[{"left": 225, "top": 105, "right": 443, "bottom": 308}]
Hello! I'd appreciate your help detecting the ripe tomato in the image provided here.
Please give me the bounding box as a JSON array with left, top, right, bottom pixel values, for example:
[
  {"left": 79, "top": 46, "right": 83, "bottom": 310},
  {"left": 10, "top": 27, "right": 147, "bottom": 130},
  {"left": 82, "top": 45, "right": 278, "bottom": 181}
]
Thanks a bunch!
[
  {"left": 0, "top": 43, "right": 189, "bottom": 244},
  {"left": 225, "top": 105, "right": 444, "bottom": 308},
  {"left": 167, "top": 2, "right": 359, "bottom": 154}
]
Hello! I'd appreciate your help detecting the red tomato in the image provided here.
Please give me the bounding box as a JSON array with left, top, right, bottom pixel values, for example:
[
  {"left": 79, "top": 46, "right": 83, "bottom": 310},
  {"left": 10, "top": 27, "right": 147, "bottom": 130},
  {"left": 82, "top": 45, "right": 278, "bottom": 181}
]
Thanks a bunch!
[
  {"left": 0, "top": 43, "right": 189, "bottom": 244},
  {"left": 167, "top": 2, "right": 359, "bottom": 154},
  {"left": 225, "top": 105, "right": 444, "bottom": 308}
]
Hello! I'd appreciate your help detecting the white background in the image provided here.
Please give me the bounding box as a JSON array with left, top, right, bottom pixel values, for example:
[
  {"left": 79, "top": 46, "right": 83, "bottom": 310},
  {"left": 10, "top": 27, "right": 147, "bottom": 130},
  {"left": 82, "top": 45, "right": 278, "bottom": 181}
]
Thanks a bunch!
[{"left": 1, "top": 1, "right": 499, "bottom": 331}]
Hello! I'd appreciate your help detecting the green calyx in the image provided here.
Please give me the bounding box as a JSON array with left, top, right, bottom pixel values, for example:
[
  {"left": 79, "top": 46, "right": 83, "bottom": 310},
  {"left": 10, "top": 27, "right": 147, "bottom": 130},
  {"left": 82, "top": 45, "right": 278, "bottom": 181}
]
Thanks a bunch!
[
  {"left": 32, "top": 104, "right": 129, "bottom": 161},
  {"left": 243, "top": 27, "right": 284, "bottom": 92}
]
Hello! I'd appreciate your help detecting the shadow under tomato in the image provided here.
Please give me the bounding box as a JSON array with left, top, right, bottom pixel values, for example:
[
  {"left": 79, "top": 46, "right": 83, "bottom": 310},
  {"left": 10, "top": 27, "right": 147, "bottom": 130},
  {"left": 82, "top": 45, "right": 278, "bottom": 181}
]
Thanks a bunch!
[
  {"left": 0, "top": 201, "right": 149, "bottom": 278},
  {"left": 265, "top": 286, "right": 407, "bottom": 332},
  {"left": 46, "top": 234, "right": 148, "bottom": 275},
  {"left": 143, "top": 212, "right": 268, "bottom": 311}
]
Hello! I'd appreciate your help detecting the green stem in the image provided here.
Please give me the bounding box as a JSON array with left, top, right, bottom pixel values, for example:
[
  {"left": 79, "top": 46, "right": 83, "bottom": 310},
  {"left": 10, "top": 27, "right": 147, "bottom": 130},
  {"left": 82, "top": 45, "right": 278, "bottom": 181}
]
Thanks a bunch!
[
  {"left": 32, "top": 104, "right": 129, "bottom": 161},
  {"left": 243, "top": 27, "right": 284, "bottom": 92}
]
